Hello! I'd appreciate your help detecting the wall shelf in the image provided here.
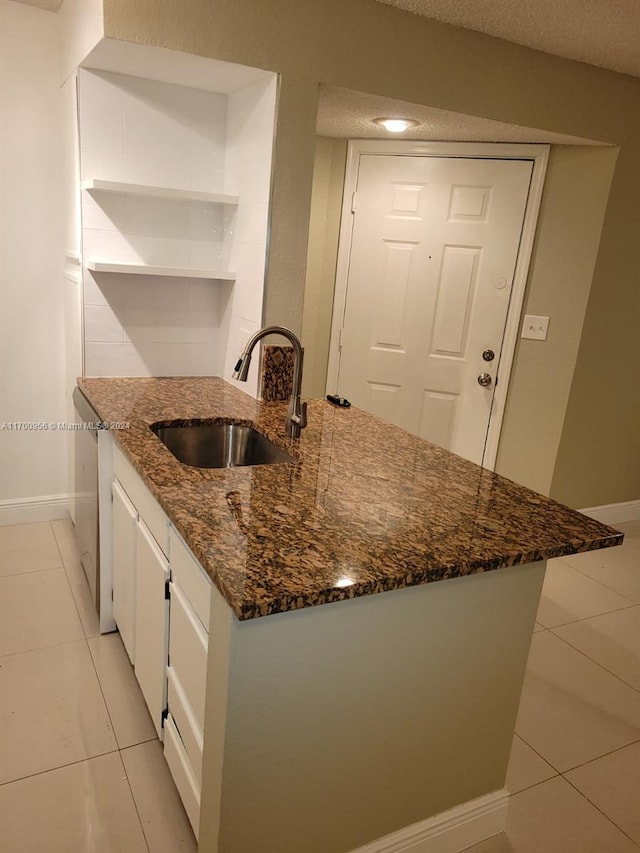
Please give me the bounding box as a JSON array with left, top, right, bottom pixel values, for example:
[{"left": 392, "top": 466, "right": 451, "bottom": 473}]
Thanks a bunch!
[
  {"left": 87, "top": 261, "right": 236, "bottom": 281},
  {"left": 82, "top": 179, "right": 239, "bottom": 206}
]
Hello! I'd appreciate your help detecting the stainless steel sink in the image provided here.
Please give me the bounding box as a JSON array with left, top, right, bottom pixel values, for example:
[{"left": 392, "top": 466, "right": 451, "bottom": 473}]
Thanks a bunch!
[{"left": 151, "top": 420, "right": 295, "bottom": 469}]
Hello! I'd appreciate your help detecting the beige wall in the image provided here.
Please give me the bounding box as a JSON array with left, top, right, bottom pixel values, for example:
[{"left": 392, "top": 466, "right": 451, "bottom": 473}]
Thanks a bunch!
[
  {"left": 495, "top": 145, "right": 618, "bottom": 495},
  {"left": 551, "top": 143, "right": 640, "bottom": 507},
  {"left": 301, "top": 137, "right": 347, "bottom": 399},
  {"left": 102, "top": 0, "right": 640, "bottom": 508}
]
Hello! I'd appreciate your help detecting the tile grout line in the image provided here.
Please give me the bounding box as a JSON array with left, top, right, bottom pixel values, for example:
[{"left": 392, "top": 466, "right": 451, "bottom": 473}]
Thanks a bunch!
[
  {"left": 512, "top": 731, "right": 565, "bottom": 777},
  {"left": 60, "top": 521, "right": 158, "bottom": 752},
  {"left": 547, "top": 627, "right": 640, "bottom": 696},
  {"left": 507, "top": 774, "right": 558, "bottom": 797},
  {"left": 0, "top": 636, "right": 90, "bottom": 662},
  {"left": 86, "top": 637, "right": 131, "bottom": 753},
  {"left": 0, "top": 747, "right": 122, "bottom": 789},
  {"left": 505, "top": 740, "right": 640, "bottom": 847},
  {"left": 559, "top": 736, "right": 640, "bottom": 775},
  {"left": 539, "top": 599, "right": 639, "bottom": 631},
  {"left": 50, "top": 520, "right": 93, "bottom": 633},
  {"left": 547, "top": 628, "right": 640, "bottom": 697},
  {"left": 51, "top": 523, "right": 158, "bottom": 852},
  {"left": 50, "top": 520, "right": 125, "bottom": 762},
  {"left": 0, "top": 563, "right": 64, "bottom": 579},
  {"left": 115, "top": 749, "right": 153, "bottom": 853},
  {"left": 562, "top": 771, "right": 640, "bottom": 849},
  {"left": 0, "top": 523, "right": 125, "bottom": 805},
  {"left": 561, "top": 554, "right": 640, "bottom": 604}
]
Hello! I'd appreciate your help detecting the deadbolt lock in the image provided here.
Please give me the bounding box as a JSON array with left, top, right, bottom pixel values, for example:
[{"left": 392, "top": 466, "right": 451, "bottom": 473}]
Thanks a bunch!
[
  {"left": 482, "top": 349, "right": 495, "bottom": 362},
  {"left": 478, "top": 373, "right": 492, "bottom": 387}
]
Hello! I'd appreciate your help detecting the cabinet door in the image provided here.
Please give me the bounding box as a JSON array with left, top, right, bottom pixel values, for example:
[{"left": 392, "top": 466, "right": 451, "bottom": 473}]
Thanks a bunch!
[
  {"left": 111, "top": 480, "right": 138, "bottom": 664},
  {"left": 134, "top": 519, "right": 169, "bottom": 737}
]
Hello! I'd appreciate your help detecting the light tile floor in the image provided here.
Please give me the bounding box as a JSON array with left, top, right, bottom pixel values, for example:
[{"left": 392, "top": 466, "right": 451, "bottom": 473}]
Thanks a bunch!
[
  {"left": 0, "top": 518, "right": 196, "bottom": 853},
  {"left": 0, "top": 518, "right": 638, "bottom": 851},
  {"left": 467, "top": 519, "right": 640, "bottom": 852}
]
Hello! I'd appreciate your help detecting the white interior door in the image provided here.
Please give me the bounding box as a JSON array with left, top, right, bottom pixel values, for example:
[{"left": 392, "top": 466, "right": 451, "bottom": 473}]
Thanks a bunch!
[{"left": 335, "top": 153, "right": 534, "bottom": 465}]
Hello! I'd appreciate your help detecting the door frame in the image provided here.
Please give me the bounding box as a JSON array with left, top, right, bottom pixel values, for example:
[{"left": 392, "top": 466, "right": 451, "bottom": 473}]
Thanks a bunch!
[{"left": 326, "top": 140, "right": 550, "bottom": 470}]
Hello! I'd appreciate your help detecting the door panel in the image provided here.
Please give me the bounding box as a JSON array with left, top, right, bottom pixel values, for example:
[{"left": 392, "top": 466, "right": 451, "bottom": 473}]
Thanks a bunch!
[
  {"left": 418, "top": 390, "right": 457, "bottom": 449},
  {"left": 134, "top": 519, "right": 169, "bottom": 737},
  {"left": 338, "top": 154, "right": 533, "bottom": 464},
  {"left": 112, "top": 480, "right": 138, "bottom": 664}
]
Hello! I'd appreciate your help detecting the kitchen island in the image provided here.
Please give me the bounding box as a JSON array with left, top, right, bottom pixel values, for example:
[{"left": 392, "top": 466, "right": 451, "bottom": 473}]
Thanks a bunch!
[{"left": 78, "top": 376, "right": 621, "bottom": 853}]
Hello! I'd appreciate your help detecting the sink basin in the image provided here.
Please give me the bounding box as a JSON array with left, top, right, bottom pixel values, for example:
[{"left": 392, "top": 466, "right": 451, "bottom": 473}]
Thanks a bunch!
[{"left": 151, "top": 420, "right": 295, "bottom": 469}]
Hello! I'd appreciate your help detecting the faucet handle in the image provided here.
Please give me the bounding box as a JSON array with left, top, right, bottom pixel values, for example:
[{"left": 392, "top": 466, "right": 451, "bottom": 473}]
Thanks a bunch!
[{"left": 233, "top": 352, "right": 252, "bottom": 381}]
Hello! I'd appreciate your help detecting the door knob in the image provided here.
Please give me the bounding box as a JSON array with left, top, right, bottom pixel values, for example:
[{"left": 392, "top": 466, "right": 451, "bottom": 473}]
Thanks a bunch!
[{"left": 478, "top": 373, "right": 492, "bottom": 387}]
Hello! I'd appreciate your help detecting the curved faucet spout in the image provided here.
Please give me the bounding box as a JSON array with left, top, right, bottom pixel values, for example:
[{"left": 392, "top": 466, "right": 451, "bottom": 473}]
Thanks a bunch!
[{"left": 232, "top": 326, "right": 307, "bottom": 438}]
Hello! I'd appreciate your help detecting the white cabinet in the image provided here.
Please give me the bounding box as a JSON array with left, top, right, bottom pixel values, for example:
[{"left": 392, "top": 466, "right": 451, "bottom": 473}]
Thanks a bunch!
[
  {"left": 109, "top": 446, "right": 211, "bottom": 835},
  {"left": 111, "top": 480, "right": 138, "bottom": 664},
  {"left": 163, "top": 713, "right": 202, "bottom": 835},
  {"left": 111, "top": 444, "right": 171, "bottom": 736},
  {"left": 134, "top": 519, "right": 170, "bottom": 738},
  {"left": 164, "top": 528, "right": 212, "bottom": 839}
]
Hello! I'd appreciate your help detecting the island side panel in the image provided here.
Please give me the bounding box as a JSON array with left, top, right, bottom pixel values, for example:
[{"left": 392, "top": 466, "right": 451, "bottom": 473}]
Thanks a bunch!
[
  {"left": 200, "top": 561, "right": 546, "bottom": 853},
  {"left": 198, "top": 586, "right": 234, "bottom": 849}
]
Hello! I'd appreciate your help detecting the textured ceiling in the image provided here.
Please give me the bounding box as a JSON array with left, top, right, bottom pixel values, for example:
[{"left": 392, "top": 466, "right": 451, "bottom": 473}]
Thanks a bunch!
[
  {"left": 8, "top": 0, "right": 64, "bottom": 11},
  {"left": 377, "top": 0, "right": 640, "bottom": 78},
  {"left": 9, "top": 0, "right": 623, "bottom": 143},
  {"left": 317, "top": 86, "right": 604, "bottom": 144},
  {"left": 9, "top": 0, "right": 640, "bottom": 79}
]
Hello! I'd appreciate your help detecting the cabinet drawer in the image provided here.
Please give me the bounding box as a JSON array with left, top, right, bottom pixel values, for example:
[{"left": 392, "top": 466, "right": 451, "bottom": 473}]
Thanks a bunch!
[
  {"left": 164, "top": 713, "right": 200, "bottom": 839},
  {"left": 169, "top": 581, "right": 208, "bottom": 731},
  {"left": 169, "top": 527, "right": 211, "bottom": 632},
  {"left": 167, "top": 667, "right": 203, "bottom": 786},
  {"left": 113, "top": 444, "right": 169, "bottom": 556}
]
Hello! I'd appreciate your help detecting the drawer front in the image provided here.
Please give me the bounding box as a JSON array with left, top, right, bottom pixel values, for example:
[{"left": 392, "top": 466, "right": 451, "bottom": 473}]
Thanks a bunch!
[
  {"left": 169, "top": 581, "right": 208, "bottom": 731},
  {"left": 163, "top": 714, "right": 200, "bottom": 839},
  {"left": 113, "top": 444, "right": 169, "bottom": 556},
  {"left": 167, "top": 667, "right": 203, "bottom": 785},
  {"left": 169, "top": 527, "right": 211, "bottom": 632}
]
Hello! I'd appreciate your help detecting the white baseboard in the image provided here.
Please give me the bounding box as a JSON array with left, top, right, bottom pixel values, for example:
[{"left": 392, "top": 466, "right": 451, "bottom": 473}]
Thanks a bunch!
[
  {"left": 0, "top": 494, "right": 72, "bottom": 526},
  {"left": 579, "top": 499, "right": 640, "bottom": 526},
  {"left": 349, "top": 789, "right": 508, "bottom": 853}
]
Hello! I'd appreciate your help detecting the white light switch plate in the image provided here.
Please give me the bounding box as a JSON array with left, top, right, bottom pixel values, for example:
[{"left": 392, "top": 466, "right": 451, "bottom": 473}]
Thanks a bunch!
[{"left": 521, "top": 314, "right": 550, "bottom": 341}]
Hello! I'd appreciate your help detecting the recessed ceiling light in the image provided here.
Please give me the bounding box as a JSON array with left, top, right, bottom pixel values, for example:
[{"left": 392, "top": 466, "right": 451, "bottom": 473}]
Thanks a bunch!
[{"left": 373, "top": 117, "right": 419, "bottom": 133}]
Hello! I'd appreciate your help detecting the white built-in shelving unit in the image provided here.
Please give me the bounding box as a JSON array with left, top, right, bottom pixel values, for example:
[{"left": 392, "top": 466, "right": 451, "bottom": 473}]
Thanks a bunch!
[{"left": 76, "top": 41, "right": 277, "bottom": 381}]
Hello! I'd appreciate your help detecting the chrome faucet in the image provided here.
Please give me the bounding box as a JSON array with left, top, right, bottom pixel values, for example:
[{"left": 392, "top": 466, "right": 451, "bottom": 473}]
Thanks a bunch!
[{"left": 232, "top": 325, "right": 308, "bottom": 438}]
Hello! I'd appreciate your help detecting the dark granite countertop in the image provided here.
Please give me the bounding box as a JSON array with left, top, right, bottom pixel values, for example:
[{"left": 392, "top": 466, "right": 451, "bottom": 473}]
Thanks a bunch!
[{"left": 78, "top": 377, "right": 622, "bottom": 620}]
